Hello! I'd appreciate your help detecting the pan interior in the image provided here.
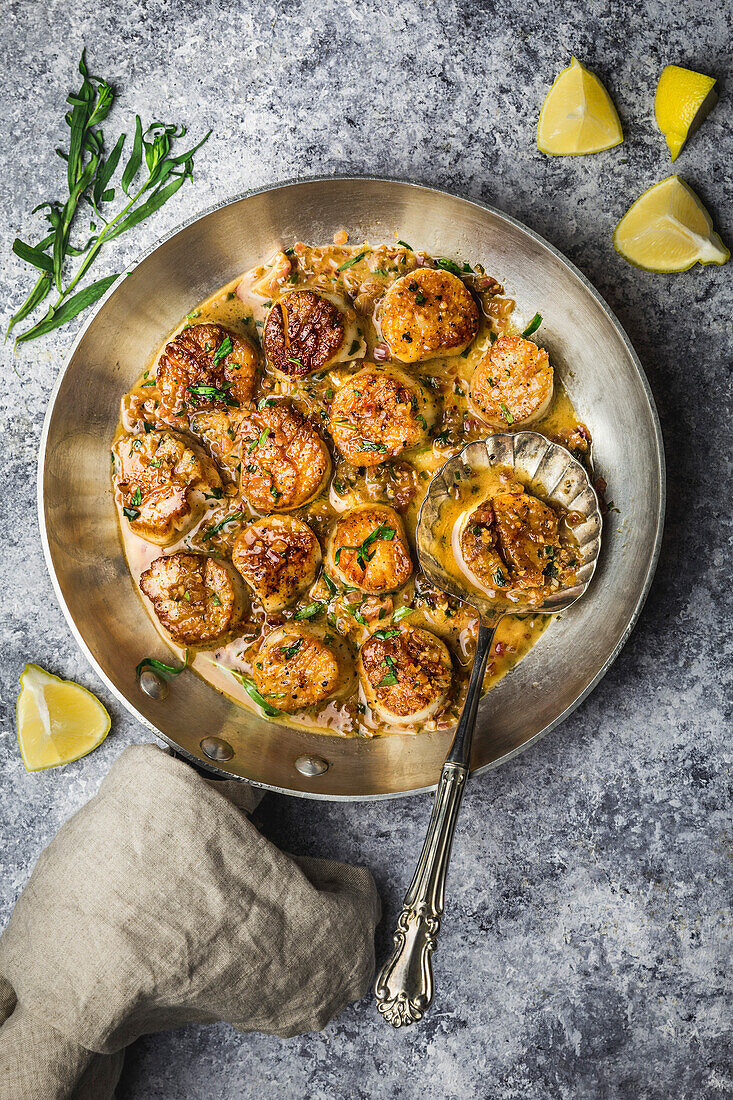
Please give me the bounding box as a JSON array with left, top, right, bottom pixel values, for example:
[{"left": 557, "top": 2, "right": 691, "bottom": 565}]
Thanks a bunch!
[{"left": 39, "top": 178, "right": 664, "bottom": 799}]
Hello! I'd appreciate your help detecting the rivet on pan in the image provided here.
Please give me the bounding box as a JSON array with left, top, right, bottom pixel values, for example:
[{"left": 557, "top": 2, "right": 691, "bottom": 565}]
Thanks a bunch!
[
  {"left": 200, "top": 736, "right": 234, "bottom": 762},
  {"left": 294, "top": 754, "right": 329, "bottom": 777},
  {"left": 139, "top": 669, "right": 169, "bottom": 700}
]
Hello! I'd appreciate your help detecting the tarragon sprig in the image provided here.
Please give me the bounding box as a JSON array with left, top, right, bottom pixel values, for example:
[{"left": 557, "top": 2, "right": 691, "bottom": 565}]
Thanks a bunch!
[{"left": 7, "top": 51, "right": 210, "bottom": 348}]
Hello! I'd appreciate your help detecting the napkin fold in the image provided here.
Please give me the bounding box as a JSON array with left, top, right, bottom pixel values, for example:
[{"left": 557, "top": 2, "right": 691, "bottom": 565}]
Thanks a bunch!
[{"left": 0, "top": 745, "right": 380, "bottom": 1100}]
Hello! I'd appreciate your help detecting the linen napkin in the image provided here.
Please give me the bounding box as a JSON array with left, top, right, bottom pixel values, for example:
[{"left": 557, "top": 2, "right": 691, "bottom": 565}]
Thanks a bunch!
[{"left": 0, "top": 744, "right": 380, "bottom": 1100}]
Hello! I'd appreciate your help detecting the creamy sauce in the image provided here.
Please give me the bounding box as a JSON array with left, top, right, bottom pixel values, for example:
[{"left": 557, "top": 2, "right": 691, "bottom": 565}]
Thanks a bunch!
[{"left": 114, "top": 240, "right": 589, "bottom": 737}]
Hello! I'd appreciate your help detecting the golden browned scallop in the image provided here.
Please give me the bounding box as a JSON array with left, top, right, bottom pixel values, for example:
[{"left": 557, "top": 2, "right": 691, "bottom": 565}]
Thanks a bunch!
[
  {"left": 326, "top": 504, "right": 413, "bottom": 594},
  {"left": 237, "top": 400, "right": 331, "bottom": 513},
  {"left": 113, "top": 430, "right": 222, "bottom": 546},
  {"left": 379, "top": 268, "right": 479, "bottom": 363},
  {"left": 155, "top": 323, "right": 259, "bottom": 420},
  {"left": 358, "top": 626, "right": 453, "bottom": 725},
  {"left": 263, "top": 290, "right": 365, "bottom": 377},
  {"left": 252, "top": 624, "right": 342, "bottom": 711},
  {"left": 328, "top": 366, "right": 437, "bottom": 467},
  {"left": 492, "top": 490, "right": 560, "bottom": 588},
  {"left": 457, "top": 489, "right": 576, "bottom": 601},
  {"left": 457, "top": 501, "right": 511, "bottom": 594},
  {"left": 139, "top": 552, "right": 247, "bottom": 646},
  {"left": 231, "top": 515, "right": 321, "bottom": 612},
  {"left": 469, "top": 334, "right": 553, "bottom": 429}
]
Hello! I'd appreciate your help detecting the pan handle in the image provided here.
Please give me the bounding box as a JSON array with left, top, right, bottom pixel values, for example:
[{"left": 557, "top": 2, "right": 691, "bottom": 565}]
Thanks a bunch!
[{"left": 374, "top": 621, "right": 495, "bottom": 1027}]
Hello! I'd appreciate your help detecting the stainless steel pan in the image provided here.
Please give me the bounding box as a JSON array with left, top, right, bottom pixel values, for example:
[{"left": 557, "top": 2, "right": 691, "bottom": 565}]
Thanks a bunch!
[{"left": 38, "top": 178, "right": 665, "bottom": 799}]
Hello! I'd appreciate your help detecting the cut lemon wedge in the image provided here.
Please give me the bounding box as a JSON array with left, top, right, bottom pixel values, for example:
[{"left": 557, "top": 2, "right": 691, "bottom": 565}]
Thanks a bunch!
[
  {"left": 655, "top": 65, "right": 717, "bottom": 162},
  {"left": 537, "top": 57, "right": 623, "bottom": 156},
  {"left": 16, "top": 663, "right": 111, "bottom": 771},
  {"left": 613, "top": 176, "right": 729, "bottom": 273}
]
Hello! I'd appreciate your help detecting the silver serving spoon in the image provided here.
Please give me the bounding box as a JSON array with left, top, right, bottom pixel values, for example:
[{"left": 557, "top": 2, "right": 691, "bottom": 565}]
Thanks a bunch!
[{"left": 374, "top": 431, "right": 602, "bottom": 1027}]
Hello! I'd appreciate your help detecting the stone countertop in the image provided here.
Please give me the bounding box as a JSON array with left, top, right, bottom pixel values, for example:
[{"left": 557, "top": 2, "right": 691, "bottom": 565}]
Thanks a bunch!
[{"left": 1, "top": 1, "right": 731, "bottom": 1097}]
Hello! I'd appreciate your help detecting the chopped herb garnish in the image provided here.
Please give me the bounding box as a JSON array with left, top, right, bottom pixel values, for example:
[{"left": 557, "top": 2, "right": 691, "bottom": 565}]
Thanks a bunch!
[
  {"left": 258, "top": 427, "right": 270, "bottom": 447},
  {"left": 212, "top": 335, "right": 233, "bottom": 364},
  {"left": 463, "top": 262, "right": 473, "bottom": 273},
  {"left": 521, "top": 313, "right": 542, "bottom": 338},
  {"left": 123, "top": 506, "right": 140, "bottom": 520},
  {"left": 396, "top": 240, "right": 412, "bottom": 250},
  {"left": 323, "top": 571, "right": 338, "bottom": 595},
  {"left": 293, "top": 601, "right": 325, "bottom": 621},
  {"left": 135, "top": 651, "right": 189, "bottom": 679},
  {"left": 416, "top": 413, "right": 427, "bottom": 429},
  {"left": 500, "top": 403, "right": 514, "bottom": 425},
  {"left": 377, "top": 672, "right": 398, "bottom": 688},
  {"left": 357, "top": 439, "right": 387, "bottom": 454},
  {"left": 210, "top": 593, "right": 222, "bottom": 606},
  {"left": 202, "top": 511, "right": 243, "bottom": 541},
  {"left": 373, "top": 628, "right": 400, "bottom": 640},
  {"left": 130, "top": 486, "right": 142, "bottom": 506},
  {"left": 258, "top": 396, "right": 277, "bottom": 410},
  {"left": 216, "top": 666, "right": 280, "bottom": 717},
  {"left": 436, "top": 257, "right": 462, "bottom": 277},
  {"left": 337, "top": 251, "right": 368, "bottom": 271},
  {"left": 402, "top": 333, "right": 413, "bottom": 343},
  {"left": 287, "top": 357, "right": 305, "bottom": 370},
  {"left": 494, "top": 568, "right": 507, "bottom": 587},
  {"left": 280, "top": 638, "right": 303, "bottom": 661}
]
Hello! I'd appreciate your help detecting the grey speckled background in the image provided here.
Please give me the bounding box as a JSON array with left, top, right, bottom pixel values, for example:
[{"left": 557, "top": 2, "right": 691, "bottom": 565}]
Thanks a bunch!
[{"left": 1, "top": 0, "right": 732, "bottom": 1096}]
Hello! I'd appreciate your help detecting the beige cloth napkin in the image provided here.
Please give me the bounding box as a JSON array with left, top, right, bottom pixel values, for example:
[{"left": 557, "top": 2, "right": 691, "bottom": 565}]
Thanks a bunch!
[{"left": 0, "top": 745, "right": 380, "bottom": 1100}]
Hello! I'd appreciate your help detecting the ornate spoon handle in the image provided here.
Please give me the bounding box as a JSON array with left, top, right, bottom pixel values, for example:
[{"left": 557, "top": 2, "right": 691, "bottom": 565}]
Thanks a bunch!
[{"left": 375, "top": 621, "right": 496, "bottom": 1027}]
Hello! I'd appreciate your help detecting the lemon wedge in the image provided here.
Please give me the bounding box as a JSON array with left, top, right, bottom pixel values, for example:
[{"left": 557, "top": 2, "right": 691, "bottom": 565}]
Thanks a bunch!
[
  {"left": 655, "top": 65, "right": 717, "bottom": 161},
  {"left": 613, "top": 176, "right": 729, "bottom": 273},
  {"left": 537, "top": 57, "right": 623, "bottom": 155},
  {"left": 16, "top": 663, "right": 111, "bottom": 771}
]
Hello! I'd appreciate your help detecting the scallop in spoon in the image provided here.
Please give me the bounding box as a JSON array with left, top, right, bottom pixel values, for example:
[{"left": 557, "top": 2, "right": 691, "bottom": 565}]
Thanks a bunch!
[{"left": 374, "top": 431, "right": 602, "bottom": 1027}]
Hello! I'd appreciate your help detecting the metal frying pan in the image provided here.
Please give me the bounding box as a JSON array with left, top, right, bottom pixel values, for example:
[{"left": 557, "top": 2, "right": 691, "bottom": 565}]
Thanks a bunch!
[{"left": 38, "top": 177, "right": 665, "bottom": 799}]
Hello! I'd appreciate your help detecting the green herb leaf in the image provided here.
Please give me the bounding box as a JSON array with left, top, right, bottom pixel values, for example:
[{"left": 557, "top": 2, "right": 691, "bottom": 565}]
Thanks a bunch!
[
  {"left": 135, "top": 651, "right": 189, "bottom": 679},
  {"left": 15, "top": 273, "right": 120, "bottom": 343},
  {"left": 122, "top": 506, "right": 140, "bottom": 520},
  {"left": 121, "top": 115, "right": 143, "bottom": 195},
  {"left": 293, "top": 601, "right": 325, "bottom": 621},
  {"left": 130, "top": 486, "right": 142, "bottom": 506},
  {"left": 521, "top": 313, "right": 542, "bottom": 338},
  {"left": 337, "top": 250, "right": 368, "bottom": 271},
  {"left": 12, "top": 238, "right": 54, "bottom": 273},
  {"left": 436, "top": 257, "right": 462, "bottom": 277},
  {"left": 377, "top": 672, "right": 398, "bottom": 687},
  {"left": 373, "top": 628, "right": 399, "bottom": 640},
  {"left": 212, "top": 335, "right": 233, "bottom": 364},
  {"left": 396, "top": 239, "right": 412, "bottom": 250},
  {"left": 500, "top": 403, "right": 514, "bottom": 425},
  {"left": 202, "top": 511, "right": 244, "bottom": 541},
  {"left": 392, "top": 606, "right": 412, "bottom": 622}
]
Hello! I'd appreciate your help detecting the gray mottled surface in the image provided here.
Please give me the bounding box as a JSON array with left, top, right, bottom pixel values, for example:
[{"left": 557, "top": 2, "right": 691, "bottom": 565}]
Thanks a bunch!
[{"left": 1, "top": 0, "right": 732, "bottom": 1096}]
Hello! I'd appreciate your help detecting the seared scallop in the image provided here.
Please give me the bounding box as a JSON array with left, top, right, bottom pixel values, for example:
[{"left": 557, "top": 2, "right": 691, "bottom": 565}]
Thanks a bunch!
[
  {"left": 469, "top": 334, "right": 553, "bottom": 428},
  {"left": 327, "top": 504, "right": 413, "bottom": 594},
  {"left": 252, "top": 624, "right": 342, "bottom": 711},
  {"left": 457, "top": 488, "right": 573, "bottom": 599},
  {"left": 113, "top": 430, "right": 223, "bottom": 546},
  {"left": 263, "top": 290, "right": 366, "bottom": 378},
  {"left": 139, "top": 552, "right": 247, "bottom": 646},
  {"left": 232, "top": 515, "right": 321, "bottom": 612},
  {"left": 379, "top": 268, "right": 479, "bottom": 363},
  {"left": 358, "top": 626, "right": 453, "bottom": 725},
  {"left": 237, "top": 399, "right": 331, "bottom": 512},
  {"left": 155, "top": 323, "right": 259, "bottom": 420},
  {"left": 329, "top": 366, "right": 437, "bottom": 467}
]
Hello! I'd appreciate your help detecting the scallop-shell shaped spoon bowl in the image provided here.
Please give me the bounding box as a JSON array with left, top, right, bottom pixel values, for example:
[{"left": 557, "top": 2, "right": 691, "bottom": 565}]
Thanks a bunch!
[
  {"left": 416, "top": 431, "right": 602, "bottom": 619},
  {"left": 375, "top": 432, "right": 602, "bottom": 1028}
]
